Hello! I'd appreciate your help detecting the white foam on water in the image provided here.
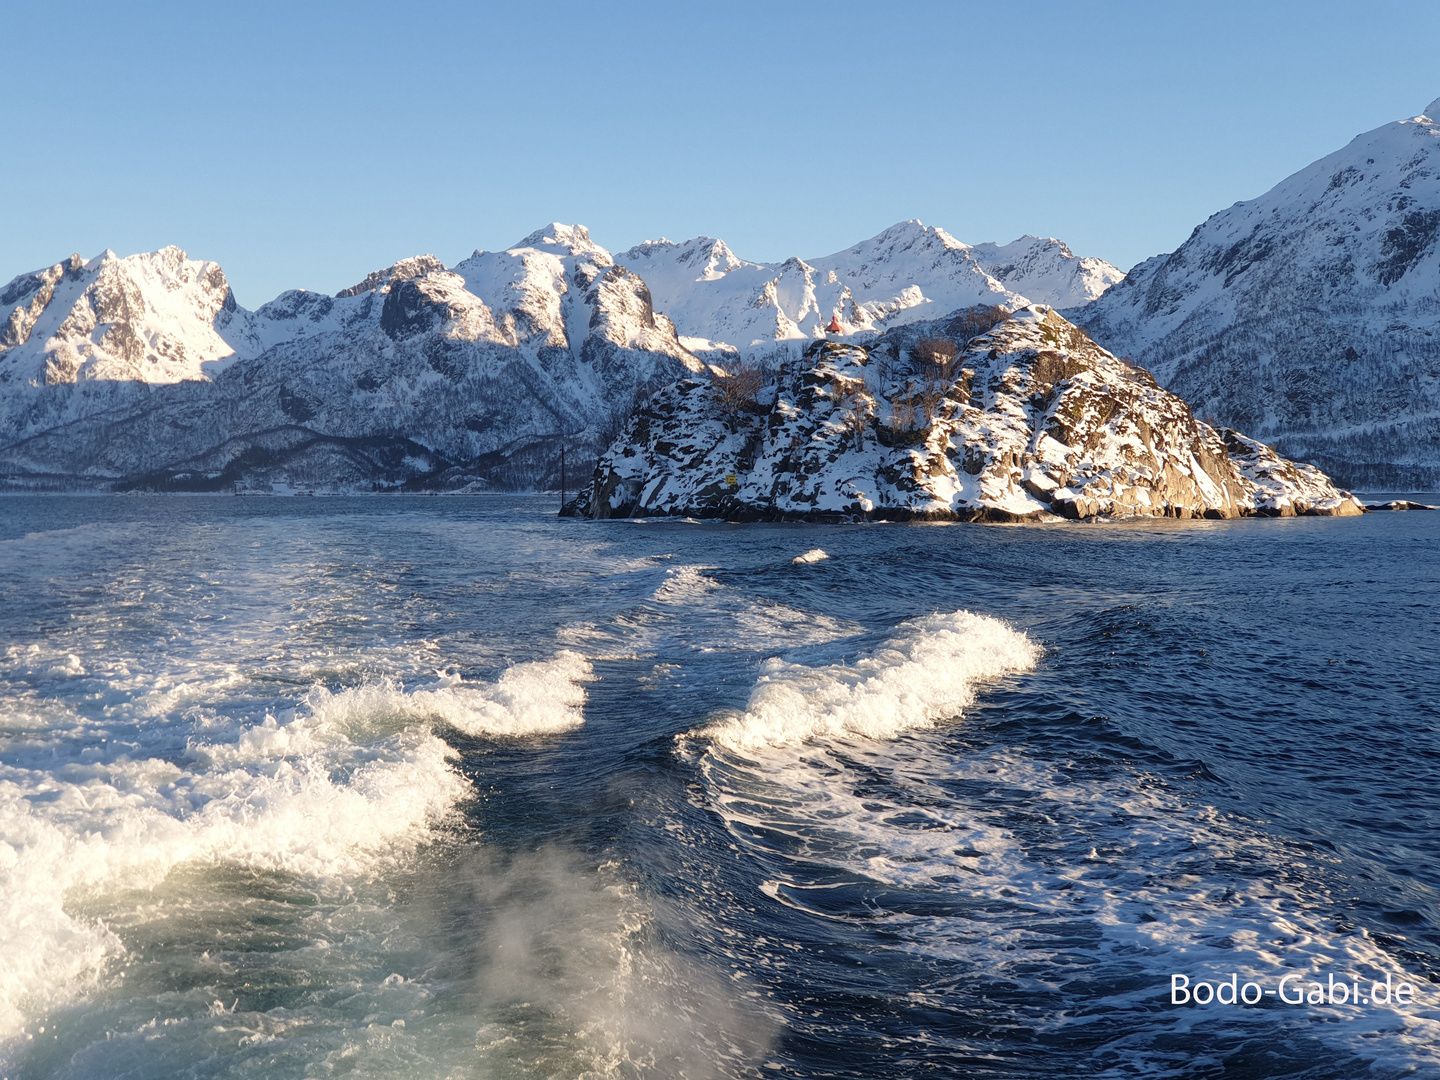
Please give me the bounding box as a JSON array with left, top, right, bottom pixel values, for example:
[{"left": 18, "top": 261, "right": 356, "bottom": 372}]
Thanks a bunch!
[
  {"left": 580, "top": 564, "right": 863, "bottom": 656},
  {"left": 299, "top": 651, "right": 596, "bottom": 740},
  {"left": 699, "top": 611, "right": 1040, "bottom": 751},
  {"left": 419, "top": 651, "right": 594, "bottom": 737},
  {"left": 703, "top": 738, "right": 1440, "bottom": 1075},
  {"left": 0, "top": 651, "right": 593, "bottom": 1046},
  {"left": 649, "top": 564, "right": 721, "bottom": 604},
  {"left": 731, "top": 601, "right": 860, "bottom": 650}
]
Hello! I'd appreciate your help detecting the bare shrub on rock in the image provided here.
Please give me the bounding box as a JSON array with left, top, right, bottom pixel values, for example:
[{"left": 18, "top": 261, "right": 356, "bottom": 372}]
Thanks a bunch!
[
  {"left": 828, "top": 375, "right": 873, "bottom": 451},
  {"left": 599, "top": 378, "right": 665, "bottom": 447},
  {"left": 710, "top": 361, "right": 768, "bottom": 432},
  {"left": 948, "top": 304, "right": 1011, "bottom": 343},
  {"left": 907, "top": 337, "right": 964, "bottom": 424},
  {"left": 912, "top": 336, "right": 960, "bottom": 378}
]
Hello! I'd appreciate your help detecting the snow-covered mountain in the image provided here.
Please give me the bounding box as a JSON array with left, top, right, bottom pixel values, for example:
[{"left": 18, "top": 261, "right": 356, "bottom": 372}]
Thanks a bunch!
[
  {"left": 614, "top": 236, "right": 845, "bottom": 360},
  {"left": 0, "top": 247, "right": 250, "bottom": 385},
  {"left": 617, "top": 221, "right": 1121, "bottom": 360},
  {"left": 970, "top": 235, "right": 1124, "bottom": 308},
  {"left": 1074, "top": 98, "right": 1440, "bottom": 489},
  {"left": 0, "top": 226, "right": 699, "bottom": 491},
  {"left": 566, "top": 304, "right": 1359, "bottom": 522},
  {"left": 0, "top": 219, "right": 1123, "bottom": 492}
]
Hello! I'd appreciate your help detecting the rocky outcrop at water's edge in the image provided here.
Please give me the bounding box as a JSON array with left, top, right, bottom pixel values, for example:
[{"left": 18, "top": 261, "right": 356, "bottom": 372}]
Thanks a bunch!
[{"left": 564, "top": 305, "right": 1364, "bottom": 523}]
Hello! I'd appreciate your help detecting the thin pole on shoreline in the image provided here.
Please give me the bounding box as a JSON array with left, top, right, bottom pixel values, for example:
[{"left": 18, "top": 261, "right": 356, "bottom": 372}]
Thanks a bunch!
[{"left": 560, "top": 443, "right": 566, "bottom": 511}]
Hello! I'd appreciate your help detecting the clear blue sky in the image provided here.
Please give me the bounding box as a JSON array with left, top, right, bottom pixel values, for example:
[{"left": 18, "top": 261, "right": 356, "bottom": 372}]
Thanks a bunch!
[{"left": 3, "top": 0, "right": 1437, "bottom": 304}]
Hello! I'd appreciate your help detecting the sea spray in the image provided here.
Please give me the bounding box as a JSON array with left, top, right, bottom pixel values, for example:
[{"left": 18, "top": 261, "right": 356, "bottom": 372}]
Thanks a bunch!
[{"left": 0, "top": 651, "right": 593, "bottom": 1043}]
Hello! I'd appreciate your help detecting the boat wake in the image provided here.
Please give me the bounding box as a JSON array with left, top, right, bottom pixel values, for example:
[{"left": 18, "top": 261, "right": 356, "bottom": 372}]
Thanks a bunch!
[{"left": 0, "top": 652, "right": 593, "bottom": 1047}]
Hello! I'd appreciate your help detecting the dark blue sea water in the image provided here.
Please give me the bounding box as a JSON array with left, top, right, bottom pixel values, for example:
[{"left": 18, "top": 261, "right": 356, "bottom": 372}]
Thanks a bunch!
[{"left": 1, "top": 495, "right": 1436, "bottom": 1078}]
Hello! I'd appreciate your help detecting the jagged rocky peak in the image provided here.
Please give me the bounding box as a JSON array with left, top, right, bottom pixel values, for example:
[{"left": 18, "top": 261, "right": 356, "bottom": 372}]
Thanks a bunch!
[
  {"left": 970, "top": 235, "right": 1125, "bottom": 307},
  {"left": 510, "top": 222, "right": 610, "bottom": 262},
  {"left": 1074, "top": 99, "right": 1440, "bottom": 488},
  {"left": 622, "top": 236, "right": 744, "bottom": 280},
  {"left": 0, "top": 246, "right": 244, "bottom": 386},
  {"left": 808, "top": 221, "right": 1011, "bottom": 312},
  {"left": 377, "top": 267, "right": 501, "bottom": 344},
  {"left": 335, "top": 254, "right": 448, "bottom": 298},
  {"left": 0, "top": 226, "right": 709, "bottom": 494},
  {"left": 566, "top": 304, "right": 1361, "bottom": 522},
  {"left": 0, "top": 223, "right": 1123, "bottom": 495},
  {"left": 617, "top": 220, "right": 1033, "bottom": 362},
  {"left": 0, "top": 253, "right": 87, "bottom": 351},
  {"left": 817, "top": 223, "right": 1123, "bottom": 310},
  {"left": 823, "top": 218, "right": 966, "bottom": 258},
  {"left": 444, "top": 222, "right": 696, "bottom": 370},
  {"left": 612, "top": 221, "right": 1125, "bottom": 365}
]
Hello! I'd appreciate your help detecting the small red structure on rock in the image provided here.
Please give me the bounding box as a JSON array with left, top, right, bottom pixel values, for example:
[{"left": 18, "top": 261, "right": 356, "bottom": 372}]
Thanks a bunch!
[{"left": 825, "top": 314, "right": 844, "bottom": 334}]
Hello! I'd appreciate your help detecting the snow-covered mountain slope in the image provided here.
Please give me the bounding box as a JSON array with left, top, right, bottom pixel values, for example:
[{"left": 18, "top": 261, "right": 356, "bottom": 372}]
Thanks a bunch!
[
  {"left": 617, "top": 221, "right": 1120, "bottom": 361},
  {"left": 567, "top": 305, "right": 1359, "bottom": 522},
  {"left": 970, "top": 235, "right": 1124, "bottom": 307},
  {"left": 0, "top": 226, "right": 699, "bottom": 491},
  {"left": 0, "top": 247, "right": 252, "bottom": 386},
  {"left": 0, "top": 219, "right": 1126, "bottom": 492},
  {"left": 615, "top": 236, "right": 829, "bottom": 360},
  {"left": 806, "top": 221, "right": 1025, "bottom": 329},
  {"left": 452, "top": 224, "right": 695, "bottom": 388},
  {"left": 1073, "top": 98, "right": 1440, "bottom": 489}
]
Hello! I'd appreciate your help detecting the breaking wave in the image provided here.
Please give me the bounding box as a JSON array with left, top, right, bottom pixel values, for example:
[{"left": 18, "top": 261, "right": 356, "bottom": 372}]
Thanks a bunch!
[
  {"left": 305, "top": 651, "right": 595, "bottom": 740},
  {"left": 0, "top": 651, "right": 593, "bottom": 1044},
  {"left": 699, "top": 610, "right": 1040, "bottom": 752}
]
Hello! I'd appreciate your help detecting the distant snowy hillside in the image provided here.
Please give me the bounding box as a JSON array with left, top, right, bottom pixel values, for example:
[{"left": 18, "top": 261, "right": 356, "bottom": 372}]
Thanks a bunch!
[
  {"left": 0, "top": 219, "right": 1127, "bottom": 492},
  {"left": 618, "top": 221, "right": 1120, "bottom": 361},
  {"left": 0, "top": 247, "right": 252, "bottom": 385},
  {"left": 970, "top": 235, "right": 1124, "bottom": 308},
  {"left": 806, "top": 221, "right": 1023, "bottom": 330},
  {"left": 1075, "top": 98, "right": 1440, "bottom": 489},
  {"left": 615, "top": 236, "right": 830, "bottom": 360},
  {"left": 0, "top": 226, "right": 698, "bottom": 491}
]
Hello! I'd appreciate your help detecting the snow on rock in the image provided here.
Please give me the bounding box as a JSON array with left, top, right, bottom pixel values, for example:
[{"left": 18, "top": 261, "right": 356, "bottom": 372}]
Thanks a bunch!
[
  {"left": 0, "top": 227, "right": 699, "bottom": 491},
  {"left": 1222, "top": 430, "right": 1364, "bottom": 517},
  {"left": 617, "top": 236, "right": 862, "bottom": 362},
  {"left": 0, "top": 247, "right": 249, "bottom": 386},
  {"left": 335, "top": 254, "right": 448, "bottom": 298},
  {"left": 970, "top": 235, "right": 1125, "bottom": 308},
  {"left": 565, "top": 305, "right": 1361, "bottom": 523},
  {"left": 0, "top": 222, "right": 1123, "bottom": 493},
  {"left": 617, "top": 222, "right": 1120, "bottom": 364},
  {"left": 1073, "top": 101, "right": 1440, "bottom": 490},
  {"left": 807, "top": 221, "right": 1025, "bottom": 330}
]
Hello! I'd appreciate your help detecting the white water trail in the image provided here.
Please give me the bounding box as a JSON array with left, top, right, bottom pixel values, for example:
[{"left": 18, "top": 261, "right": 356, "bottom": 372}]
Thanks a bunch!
[
  {"left": 701, "top": 610, "right": 1040, "bottom": 752},
  {"left": 0, "top": 652, "right": 594, "bottom": 1045}
]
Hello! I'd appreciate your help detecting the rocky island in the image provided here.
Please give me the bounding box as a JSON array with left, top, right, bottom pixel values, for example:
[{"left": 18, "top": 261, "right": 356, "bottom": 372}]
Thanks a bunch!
[{"left": 565, "top": 305, "right": 1362, "bottom": 522}]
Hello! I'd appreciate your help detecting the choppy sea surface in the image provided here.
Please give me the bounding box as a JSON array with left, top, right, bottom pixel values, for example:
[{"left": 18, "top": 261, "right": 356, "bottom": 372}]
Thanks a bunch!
[{"left": 1, "top": 494, "right": 1437, "bottom": 1079}]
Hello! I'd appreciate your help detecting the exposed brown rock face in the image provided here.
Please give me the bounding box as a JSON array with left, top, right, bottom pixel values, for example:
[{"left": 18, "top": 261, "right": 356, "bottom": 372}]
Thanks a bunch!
[{"left": 567, "top": 305, "right": 1362, "bottom": 523}]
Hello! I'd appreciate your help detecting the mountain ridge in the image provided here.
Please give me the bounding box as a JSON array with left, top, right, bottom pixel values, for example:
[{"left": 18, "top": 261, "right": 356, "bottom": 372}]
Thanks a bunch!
[
  {"left": 618, "top": 221, "right": 1122, "bottom": 360},
  {"left": 0, "top": 221, "right": 1123, "bottom": 491},
  {"left": 1072, "top": 99, "right": 1440, "bottom": 489},
  {"left": 0, "top": 227, "right": 700, "bottom": 491}
]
